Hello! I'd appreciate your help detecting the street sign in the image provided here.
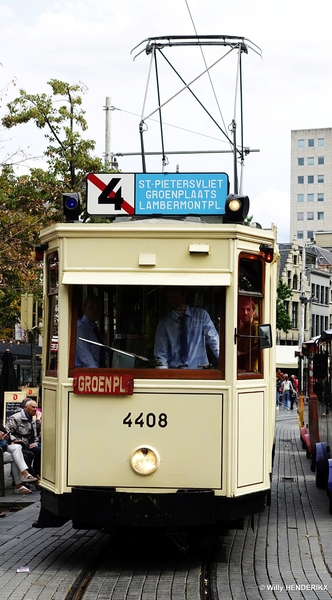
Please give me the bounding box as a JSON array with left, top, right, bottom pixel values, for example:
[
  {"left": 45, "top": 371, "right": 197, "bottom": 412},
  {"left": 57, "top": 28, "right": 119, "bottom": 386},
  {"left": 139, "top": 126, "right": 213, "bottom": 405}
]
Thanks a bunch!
[{"left": 86, "top": 172, "right": 229, "bottom": 217}]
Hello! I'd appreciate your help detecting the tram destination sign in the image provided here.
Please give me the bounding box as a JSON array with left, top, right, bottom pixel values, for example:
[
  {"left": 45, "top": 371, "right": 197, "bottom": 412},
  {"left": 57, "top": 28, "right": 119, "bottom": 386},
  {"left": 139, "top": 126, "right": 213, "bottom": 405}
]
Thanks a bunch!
[{"left": 86, "top": 172, "right": 229, "bottom": 217}]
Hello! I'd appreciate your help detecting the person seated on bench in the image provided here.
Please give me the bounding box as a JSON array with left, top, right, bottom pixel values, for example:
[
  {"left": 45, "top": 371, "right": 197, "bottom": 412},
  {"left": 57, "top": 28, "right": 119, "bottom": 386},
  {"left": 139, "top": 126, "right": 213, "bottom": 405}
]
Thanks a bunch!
[
  {"left": 0, "top": 426, "right": 38, "bottom": 494},
  {"left": 6, "top": 400, "right": 41, "bottom": 477}
]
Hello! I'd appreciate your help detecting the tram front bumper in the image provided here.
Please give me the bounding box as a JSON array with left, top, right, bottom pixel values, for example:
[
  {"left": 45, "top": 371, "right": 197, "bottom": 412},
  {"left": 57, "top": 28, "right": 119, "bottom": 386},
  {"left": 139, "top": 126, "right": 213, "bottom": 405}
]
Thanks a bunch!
[{"left": 69, "top": 487, "right": 268, "bottom": 529}]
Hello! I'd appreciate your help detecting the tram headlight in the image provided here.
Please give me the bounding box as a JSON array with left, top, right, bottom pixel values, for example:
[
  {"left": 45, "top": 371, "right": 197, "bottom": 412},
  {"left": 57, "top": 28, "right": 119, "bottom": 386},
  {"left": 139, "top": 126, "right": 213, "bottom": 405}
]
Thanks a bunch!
[
  {"left": 130, "top": 445, "right": 160, "bottom": 475},
  {"left": 224, "top": 193, "right": 249, "bottom": 224}
]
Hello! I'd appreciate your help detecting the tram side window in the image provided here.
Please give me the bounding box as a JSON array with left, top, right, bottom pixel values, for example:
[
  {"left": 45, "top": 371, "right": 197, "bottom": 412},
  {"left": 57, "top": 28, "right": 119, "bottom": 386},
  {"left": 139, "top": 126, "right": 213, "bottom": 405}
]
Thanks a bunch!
[
  {"left": 46, "top": 252, "right": 59, "bottom": 374},
  {"left": 237, "top": 254, "right": 264, "bottom": 377},
  {"left": 71, "top": 284, "right": 224, "bottom": 373}
]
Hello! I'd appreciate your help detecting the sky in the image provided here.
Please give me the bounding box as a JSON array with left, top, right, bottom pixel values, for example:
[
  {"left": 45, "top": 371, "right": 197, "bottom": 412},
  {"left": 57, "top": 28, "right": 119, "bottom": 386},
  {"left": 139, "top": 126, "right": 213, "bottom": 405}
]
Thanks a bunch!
[{"left": 0, "top": 0, "right": 332, "bottom": 242}]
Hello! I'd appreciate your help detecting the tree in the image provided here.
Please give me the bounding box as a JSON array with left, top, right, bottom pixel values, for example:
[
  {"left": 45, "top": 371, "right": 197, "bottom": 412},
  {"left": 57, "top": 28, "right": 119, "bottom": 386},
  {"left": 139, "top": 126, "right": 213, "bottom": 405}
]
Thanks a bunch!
[
  {"left": 2, "top": 79, "right": 104, "bottom": 192},
  {"left": 0, "top": 79, "right": 115, "bottom": 337},
  {"left": 0, "top": 166, "right": 62, "bottom": 337},
  {"left": 276, "top": 279, "right": 293, "bottom": 334}
]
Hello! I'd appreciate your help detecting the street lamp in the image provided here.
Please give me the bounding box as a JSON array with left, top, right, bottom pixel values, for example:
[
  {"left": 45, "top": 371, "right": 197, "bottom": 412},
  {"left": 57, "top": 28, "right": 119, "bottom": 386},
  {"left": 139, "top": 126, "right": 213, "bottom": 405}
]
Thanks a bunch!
[{"left": 298, "top": 242, "right": 317, "bottom": 391}]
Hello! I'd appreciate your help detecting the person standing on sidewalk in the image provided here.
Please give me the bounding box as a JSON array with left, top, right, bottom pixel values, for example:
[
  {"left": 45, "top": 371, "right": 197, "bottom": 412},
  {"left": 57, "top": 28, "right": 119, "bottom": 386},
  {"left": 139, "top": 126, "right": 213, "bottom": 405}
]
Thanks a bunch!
[
  {"left": 276, "top": 372, "right": 283, "bottom": 409},
  {"left": 281, "top": 374, "right": 295, "bottom": 411},
  {"left": 290, "top": 374, "right": 299, "bottom": 410}
]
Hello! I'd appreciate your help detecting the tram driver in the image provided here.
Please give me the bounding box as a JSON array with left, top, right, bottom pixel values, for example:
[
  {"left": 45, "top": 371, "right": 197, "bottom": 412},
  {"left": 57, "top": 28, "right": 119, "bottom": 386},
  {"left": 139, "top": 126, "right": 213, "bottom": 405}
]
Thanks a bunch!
[
  {"left": 154, "top": 286, "right": 219, "bottom": 369},
  {"left": 75, "top": 294, "right": 106, "bottom": 368}
]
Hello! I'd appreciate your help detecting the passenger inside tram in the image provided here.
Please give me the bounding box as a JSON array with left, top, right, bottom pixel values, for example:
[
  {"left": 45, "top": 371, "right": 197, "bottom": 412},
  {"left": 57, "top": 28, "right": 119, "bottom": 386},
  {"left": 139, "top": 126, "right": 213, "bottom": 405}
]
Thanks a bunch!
[
  {"left": 237, "top": 295, "right": 260, "bottom": 373},
  {"left": 75, "top": 294, "right": 106, "bottom": 368},
  {"left": 154, "top": 286, "right": 219, "bottom": 369}
]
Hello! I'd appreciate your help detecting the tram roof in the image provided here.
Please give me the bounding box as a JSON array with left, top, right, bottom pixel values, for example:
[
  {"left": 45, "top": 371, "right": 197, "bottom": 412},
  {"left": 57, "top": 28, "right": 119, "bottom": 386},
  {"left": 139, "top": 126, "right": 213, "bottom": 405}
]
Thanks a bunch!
[{"left": 40, "top": 219, "right": 276, "bottom": 243}]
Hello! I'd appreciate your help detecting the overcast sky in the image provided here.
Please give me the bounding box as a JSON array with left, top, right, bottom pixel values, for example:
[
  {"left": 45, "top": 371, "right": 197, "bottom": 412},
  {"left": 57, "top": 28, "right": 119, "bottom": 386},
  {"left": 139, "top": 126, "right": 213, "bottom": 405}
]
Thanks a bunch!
[{"left": 1, "top": 0, "right": 331, "bottom": 242}]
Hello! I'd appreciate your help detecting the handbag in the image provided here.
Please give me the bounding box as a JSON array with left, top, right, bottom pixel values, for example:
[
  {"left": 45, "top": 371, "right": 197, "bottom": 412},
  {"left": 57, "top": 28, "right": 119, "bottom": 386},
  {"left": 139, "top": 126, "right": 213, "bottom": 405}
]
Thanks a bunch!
[{"left": 0, "top": 439, "right": 8, "bottom": 453}]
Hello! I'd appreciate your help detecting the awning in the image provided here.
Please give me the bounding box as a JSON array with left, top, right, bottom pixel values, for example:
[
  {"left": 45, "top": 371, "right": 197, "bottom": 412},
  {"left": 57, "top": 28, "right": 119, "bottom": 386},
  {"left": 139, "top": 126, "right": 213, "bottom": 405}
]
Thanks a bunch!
[{"left": 276, "top": 345, "right": 299, "bottom": 370}]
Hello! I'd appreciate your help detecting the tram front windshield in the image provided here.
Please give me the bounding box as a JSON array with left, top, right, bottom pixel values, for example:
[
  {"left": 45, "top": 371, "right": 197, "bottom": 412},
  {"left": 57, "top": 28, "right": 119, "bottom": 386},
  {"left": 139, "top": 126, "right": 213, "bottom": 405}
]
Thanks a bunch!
[{"left": 69, "top": 284, "right": 222, "bottom": 371}]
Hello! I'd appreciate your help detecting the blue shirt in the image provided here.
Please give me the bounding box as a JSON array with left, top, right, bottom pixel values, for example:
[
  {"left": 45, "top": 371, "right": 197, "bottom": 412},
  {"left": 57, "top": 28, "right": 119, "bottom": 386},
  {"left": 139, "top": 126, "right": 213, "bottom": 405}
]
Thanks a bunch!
[
  {"left": 76, "top": 315, "right": 101, "bottom": 368},
  {"left": 154, "top": 306, "right": 219, "bottom": 369}
]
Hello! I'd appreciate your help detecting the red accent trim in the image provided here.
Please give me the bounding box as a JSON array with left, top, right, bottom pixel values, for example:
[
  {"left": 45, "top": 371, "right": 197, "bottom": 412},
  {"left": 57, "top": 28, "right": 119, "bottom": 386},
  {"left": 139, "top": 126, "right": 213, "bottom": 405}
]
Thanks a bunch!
[
  {"left": 305, "top": 433, "right": 312, "bottom": 455},
  {"left": 300, "top": 426, "right": 307, "bottom": 442}
]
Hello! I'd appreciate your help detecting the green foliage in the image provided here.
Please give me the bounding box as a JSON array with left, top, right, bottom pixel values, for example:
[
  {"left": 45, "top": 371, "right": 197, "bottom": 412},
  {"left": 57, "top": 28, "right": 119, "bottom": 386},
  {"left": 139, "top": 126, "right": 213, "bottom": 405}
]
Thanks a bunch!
[
  {"left": 0, "top": 166, "right": 63, "bottom": 336},
  {"left": 2, "top": 79, "right": 104, "bottom": 190},
  {"left": 276, "top": 279, "right": 293, "bottom": 333},
  {"left": 0, "top": 79, "right": 119, "bottom": 336},
  {"left": 243, "top": 214, "right": 253, "bottom": 225}
]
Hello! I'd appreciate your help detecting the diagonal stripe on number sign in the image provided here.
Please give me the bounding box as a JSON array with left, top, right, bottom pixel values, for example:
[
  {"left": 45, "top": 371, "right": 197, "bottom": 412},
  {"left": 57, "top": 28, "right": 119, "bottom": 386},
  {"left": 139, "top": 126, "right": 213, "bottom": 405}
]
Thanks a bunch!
[{"left": 87, "top": 173, "right": 134, "bottom": 214}]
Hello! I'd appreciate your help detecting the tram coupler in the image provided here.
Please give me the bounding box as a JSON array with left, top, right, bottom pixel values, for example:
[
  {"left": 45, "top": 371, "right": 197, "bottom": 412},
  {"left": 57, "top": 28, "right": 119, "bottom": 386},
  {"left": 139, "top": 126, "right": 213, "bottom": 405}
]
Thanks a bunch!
[{"left": 165, "top": 528, "right": 190, "bottom": 554}]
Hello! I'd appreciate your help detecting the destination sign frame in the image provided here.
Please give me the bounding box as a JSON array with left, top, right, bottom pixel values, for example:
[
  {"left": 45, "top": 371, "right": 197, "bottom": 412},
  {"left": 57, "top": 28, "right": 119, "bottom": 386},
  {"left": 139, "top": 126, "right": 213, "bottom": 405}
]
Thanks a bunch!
[{"left": 86, "top": 172, "right": 229, "bottom": 217}]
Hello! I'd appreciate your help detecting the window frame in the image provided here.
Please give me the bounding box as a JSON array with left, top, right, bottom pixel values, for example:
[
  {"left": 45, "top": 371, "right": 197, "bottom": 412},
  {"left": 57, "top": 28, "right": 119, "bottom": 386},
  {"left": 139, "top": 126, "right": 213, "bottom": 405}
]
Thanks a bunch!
[
  {"left": 45, "top": 251, "right": 59, "bottom": 378},
  {"left": 68, "top": 284, "right": 226, "bottom": 380},
  {"left": 236, "top": 253, "right": 265, "bottom": 380}
]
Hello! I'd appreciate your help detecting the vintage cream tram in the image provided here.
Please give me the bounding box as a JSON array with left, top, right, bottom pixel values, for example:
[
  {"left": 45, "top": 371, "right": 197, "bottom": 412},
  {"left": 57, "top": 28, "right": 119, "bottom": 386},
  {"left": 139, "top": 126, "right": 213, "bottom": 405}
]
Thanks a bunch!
[{"left": 34, "top": 182, "right": 278, "bottom": 531}]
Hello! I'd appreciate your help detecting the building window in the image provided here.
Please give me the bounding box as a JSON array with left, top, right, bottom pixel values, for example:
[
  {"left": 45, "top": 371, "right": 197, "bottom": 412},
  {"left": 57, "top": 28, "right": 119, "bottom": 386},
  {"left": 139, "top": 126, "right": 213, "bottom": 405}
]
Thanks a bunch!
[
  {"left": 318, "top": 156, "right": 324, "bottom": 165},
  {"left": 317, "top": 193, "right": 324, "bottom": 202},
  {"left": 321, "top": 287, "right": 325, "bottom": 303},
  {"left": 297, "top": 231, "right": 303, "bottom": 239},
  {"left": 287, "top": 270, "right": 291, "bottom": 288},
  {"left": 307, "top": 175, "right": 314, "bottom": 184},
  {"left": 292, "top": 302, "right": 298, "bottom": 328},
  {"left": 317, "top": 211, "right": 324, "bottom": 220},
  {"left": 292, "top": 274, "right": 298, "bottom": 290},
  {"left": 307, "top": 194, "right": 314, "bottom": 202},
  {"left": 307, "top": 231, "right": 314, "bottom": 239},
  {"left": 325, "top": 288, "right": 329, "bottom": 305},
  {"left": 308, "top": 157, "right": 314, "bottom": 165},
  {"left": 297, "top": 194, "right": 304, "bottom": 202},
  {"left": 318, "top": 174, "right": 324, "bottom": 183},
  {"left": 298, "top": 157, "right": 304, "bottom": 166},
  {"left": 293, "top": 254, "right": 298, "bottom": 265},
  {"left": 297, "top": 212, "right": 304, "bottom": 220},
  {"left": 318, "top": 138, "right": 325, "bottom": 146},
  {"left": 298, "top": 176, "right": 304, "bottom": 184},
  {"left": 311, "top": 283, "right": 315, "bottom": 297},
  {"left": 298, "top": 139, "right": 304, "bottom": 147},
  {"left": 307, "top": 212, "right": 314, "bottom": 220},
  {"left": 308, "top": 139, "right": 314, "bottom": 147}
]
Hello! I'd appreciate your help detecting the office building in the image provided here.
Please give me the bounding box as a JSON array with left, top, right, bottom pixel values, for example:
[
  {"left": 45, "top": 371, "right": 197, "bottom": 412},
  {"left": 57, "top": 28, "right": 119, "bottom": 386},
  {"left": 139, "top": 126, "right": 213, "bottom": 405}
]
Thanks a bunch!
[{"left": 290, "top": 128, "right": 332, "bottom": 242}]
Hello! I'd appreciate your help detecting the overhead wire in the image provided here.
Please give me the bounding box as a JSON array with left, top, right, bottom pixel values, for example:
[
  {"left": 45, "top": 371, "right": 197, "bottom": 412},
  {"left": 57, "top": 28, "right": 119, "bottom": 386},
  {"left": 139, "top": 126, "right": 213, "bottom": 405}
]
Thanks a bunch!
[
  {"left": 112, "top": 107, "right": 230, "bottom": 144},
  {"left": 184, "top": 0, "right": 232, "bottom": 152},
  {"left": 185, "top": 0, "right": 247, "bottom": 191}
]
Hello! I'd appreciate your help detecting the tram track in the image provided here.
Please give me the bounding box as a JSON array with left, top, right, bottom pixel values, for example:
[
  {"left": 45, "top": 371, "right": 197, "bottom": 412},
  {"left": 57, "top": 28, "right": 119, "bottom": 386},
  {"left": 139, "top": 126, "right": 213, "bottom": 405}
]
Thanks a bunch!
[
  {"left": 64, "top": 526, "right": 222, "bottom": 600},
  {"left": 64, "top": 414, "right": 332, "bottom": 600}
]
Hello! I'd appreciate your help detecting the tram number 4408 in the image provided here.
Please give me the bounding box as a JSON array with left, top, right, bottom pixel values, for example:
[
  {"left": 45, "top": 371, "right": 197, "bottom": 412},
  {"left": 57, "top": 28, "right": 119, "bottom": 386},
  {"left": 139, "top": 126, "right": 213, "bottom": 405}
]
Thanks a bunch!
[{"left": 123, "top": 412, "right": 168, "bottom": 428}]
